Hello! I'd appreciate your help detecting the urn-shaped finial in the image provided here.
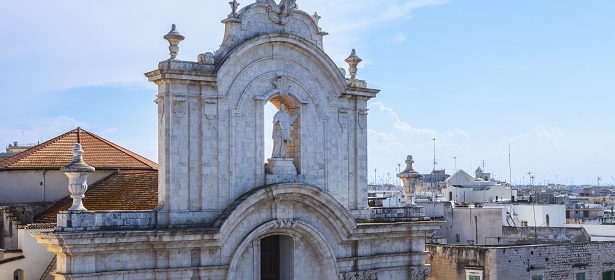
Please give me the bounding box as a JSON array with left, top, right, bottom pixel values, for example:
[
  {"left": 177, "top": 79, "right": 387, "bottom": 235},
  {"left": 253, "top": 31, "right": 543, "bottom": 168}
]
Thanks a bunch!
[
  {"left": 62, "top": 143, "right": 95, "bottom": 211},
  {"left": 397, "top": 155, "right": 422, "bottom": 206},
  {"left": 345, "top": 49, "right": 362, "bottom": 80},
  {"left": 163, "top": 24, "right": 185, "bottom": 60}
]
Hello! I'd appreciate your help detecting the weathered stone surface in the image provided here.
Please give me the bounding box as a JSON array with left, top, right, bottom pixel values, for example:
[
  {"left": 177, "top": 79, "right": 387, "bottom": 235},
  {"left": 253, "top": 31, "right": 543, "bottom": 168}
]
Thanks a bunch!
[
  {"left": 427, "top": 242, "right": 615, "bottom": 280},
  {"left": 34, "top": 2, "right": 441, "bottom": 279}
]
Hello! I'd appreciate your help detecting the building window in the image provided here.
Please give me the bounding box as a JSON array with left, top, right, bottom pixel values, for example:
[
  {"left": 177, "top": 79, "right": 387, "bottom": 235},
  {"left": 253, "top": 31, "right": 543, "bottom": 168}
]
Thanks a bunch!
[
  {"left": 603, "top": 271, "right": 615, "bottom": 280},
  {"left": 465, "top": 268, "right": 483, "bottom": 280},
  {"left": 521, "top": 220, "right": 528, "bottom": 227},
  {"left": 531, "top": 275, "right": 543, "bottom": 280},
  {"left": 261, "top": 235, "right": 293, "bottom": 280},
  {"left": 583, "top": 211, "right": 589, "bottom": 218},
  {"left": 456, "top": 234, "right": 461, "bottom": 242},
  {"left": 575, "top": 272, "right": 586, "bottom": 280},
  {"left": 13, "top": 269, "right": 24, "bottom": 280}
]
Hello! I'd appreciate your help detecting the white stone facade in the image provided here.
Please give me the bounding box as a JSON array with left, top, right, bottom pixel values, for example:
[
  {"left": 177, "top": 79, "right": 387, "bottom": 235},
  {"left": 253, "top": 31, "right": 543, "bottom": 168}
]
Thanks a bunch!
[{"left": 34, "top": 1, "right": 441, "bottom": 279}]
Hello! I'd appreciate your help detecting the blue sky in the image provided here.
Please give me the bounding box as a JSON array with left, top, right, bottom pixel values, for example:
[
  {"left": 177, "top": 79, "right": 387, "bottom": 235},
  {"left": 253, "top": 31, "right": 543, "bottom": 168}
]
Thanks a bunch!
[{"left": 1, "top": 0, "right": 614, "bottom": 186}]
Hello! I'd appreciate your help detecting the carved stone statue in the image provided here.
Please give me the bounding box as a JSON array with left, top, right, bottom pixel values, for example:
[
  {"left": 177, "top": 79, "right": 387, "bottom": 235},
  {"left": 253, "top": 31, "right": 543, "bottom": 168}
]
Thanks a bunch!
[
  {"left": 272, "top": 104, "right": 298, "bottom": 158},
  {"left": 265, "top": 0, "right": 298, "bottom": 14},
  {"left": 263, "top": 0, "right": 298, "bottom": 24}
]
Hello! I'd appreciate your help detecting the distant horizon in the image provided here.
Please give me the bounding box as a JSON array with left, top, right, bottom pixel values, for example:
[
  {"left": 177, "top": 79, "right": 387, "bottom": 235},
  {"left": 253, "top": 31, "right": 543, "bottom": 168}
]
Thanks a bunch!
[{"left": 1, "top": 1, "right": 613, "bottom": 186}]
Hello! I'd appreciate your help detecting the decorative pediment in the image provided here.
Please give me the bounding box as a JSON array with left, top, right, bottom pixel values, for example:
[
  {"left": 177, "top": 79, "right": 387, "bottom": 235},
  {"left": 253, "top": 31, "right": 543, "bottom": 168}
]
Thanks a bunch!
[{"left": 263, "top": 0, "right": 298, "bottom": 24}]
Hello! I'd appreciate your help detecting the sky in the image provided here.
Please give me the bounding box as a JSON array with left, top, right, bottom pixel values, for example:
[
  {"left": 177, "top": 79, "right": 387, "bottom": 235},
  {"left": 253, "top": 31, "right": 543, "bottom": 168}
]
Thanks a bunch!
[{"left": 1, "top": 0, "right": 614, "bottom": 186}]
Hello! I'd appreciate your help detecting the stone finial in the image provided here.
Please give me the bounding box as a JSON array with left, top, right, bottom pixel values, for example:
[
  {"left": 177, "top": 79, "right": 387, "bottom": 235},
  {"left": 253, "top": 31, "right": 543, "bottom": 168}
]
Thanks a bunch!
[
  {"left": 198, "top": 52, "right": 215, "bottom": 65},
  {"left": 229, "top": 0, "right": 240, "bottom": 18},
  {"left": 344, "top": 49, "right": 362, "bottom": 80},
  {"left": 397, "top": 155, "right": 422, "bottom": 206},
  {"left": 163, "top": 24, "right": 185, "bottom": 60},
  {"left": 338, "top": 67, "right": 346, "bottom": 78},
  {"left": 62, "top": 144, "right": 95, "bottom": 211},
  {"left": 312, "top": 12, "right": 321, "bottom": 25}
]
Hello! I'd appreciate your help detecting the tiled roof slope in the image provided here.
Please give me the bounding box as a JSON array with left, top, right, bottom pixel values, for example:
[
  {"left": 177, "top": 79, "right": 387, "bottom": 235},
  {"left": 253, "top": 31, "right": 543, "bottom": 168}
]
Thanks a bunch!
[
  {"left": 0, "top": 127, "right": 157, "bottom": 170},
  {"left": 35, "top": 170, "right": 158, "bottom": 222}
]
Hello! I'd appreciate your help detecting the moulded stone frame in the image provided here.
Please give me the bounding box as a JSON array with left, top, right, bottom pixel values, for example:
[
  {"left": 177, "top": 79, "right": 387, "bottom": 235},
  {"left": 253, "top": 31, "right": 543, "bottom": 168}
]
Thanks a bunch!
[{"left": 226, "top": 219, "right": 338, "bottom": 280}]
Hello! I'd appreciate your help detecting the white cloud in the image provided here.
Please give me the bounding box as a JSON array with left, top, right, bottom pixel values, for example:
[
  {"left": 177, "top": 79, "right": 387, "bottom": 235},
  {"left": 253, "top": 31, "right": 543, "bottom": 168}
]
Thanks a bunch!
[
  {"left": 507, "top": 125, "right": 568, "bottom": 148},
  {"left": 302, "top": 0, "right": 448, "bottom": 64},
  {"left": 0, "top": 116, "right": 87, "bottom": 146},
  {"left": 367, "top": 101, "right": 470, "bottom": 178},
  {"left": 311, "top": 0, "right": 447, "bottom": 34},
  {"left": 0, "top": 0, "right": 447, "bottom": 99},
  {"left": 389, "top": 32, "right": 407, "bottom": 44}
]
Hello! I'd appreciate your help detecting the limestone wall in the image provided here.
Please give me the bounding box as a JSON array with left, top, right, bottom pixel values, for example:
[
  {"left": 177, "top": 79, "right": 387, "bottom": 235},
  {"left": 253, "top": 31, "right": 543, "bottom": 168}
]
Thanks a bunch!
[
  {"left": 428, "top": 242, "right": 615, "bottom": 280},
  {"left": 426, "top": 245, "right": 494, "bottom": 280}
]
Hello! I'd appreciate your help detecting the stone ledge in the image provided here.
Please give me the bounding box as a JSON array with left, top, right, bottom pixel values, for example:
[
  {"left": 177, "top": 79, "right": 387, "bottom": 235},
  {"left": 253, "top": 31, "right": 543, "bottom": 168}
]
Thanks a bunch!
[
  {"left": 57, "top": 210, "right": 156, "bottom": 232},
  {"left": 358, "top": 206, "right": 429, "bottom": 223}
]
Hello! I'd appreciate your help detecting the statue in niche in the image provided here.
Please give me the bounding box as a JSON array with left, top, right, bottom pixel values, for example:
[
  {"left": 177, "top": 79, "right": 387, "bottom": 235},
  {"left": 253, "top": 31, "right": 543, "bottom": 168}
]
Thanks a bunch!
[{"left": 271, "top": 104, "right": 298, "bottom": 158}]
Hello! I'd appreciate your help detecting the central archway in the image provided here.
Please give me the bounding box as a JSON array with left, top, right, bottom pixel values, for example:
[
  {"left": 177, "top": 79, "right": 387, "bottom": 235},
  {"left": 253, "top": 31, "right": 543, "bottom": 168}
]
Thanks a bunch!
[{"left": 226, "top": 219, "right": 338, "bottom": 280}]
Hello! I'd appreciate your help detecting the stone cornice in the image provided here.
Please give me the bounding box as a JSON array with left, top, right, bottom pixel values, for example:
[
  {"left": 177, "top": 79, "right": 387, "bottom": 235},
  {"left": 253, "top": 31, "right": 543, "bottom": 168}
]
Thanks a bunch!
[
  {"left": 145, "top": 60, "right": 217, "bottom": 85},
  {"left": 342, "top": 86, "right": 380, "bottom": 100}
]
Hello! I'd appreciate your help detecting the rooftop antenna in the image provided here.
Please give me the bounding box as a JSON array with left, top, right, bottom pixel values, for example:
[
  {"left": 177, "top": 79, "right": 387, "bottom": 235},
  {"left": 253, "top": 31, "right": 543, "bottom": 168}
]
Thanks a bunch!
[
  {"left": 597, "top": 176, "right": 602, "bottom": 187},
  {"left": 432, "top": 138, "right": 437, "bottom": 190},
  {"left": 432, "top": 138, "right": 436, "bottom": 171},
  {"left": 374, "top": 168, "right": 377, "bottom": 185},
  {"left": 527, "top": 171, "right": 537, "bottom": 244},
  {"left": 453, "top": 156, "right": 457, "bottom": 172},
  {"left": 508, "top": 143, "right": 513, "bottom": 202}
]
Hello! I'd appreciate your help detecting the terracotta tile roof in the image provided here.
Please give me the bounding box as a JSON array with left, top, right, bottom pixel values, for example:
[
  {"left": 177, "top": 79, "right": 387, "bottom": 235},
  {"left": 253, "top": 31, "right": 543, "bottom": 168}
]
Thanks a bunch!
[
  {"left": 35, "top": 170, "right": 158, "bottom": 222},
  {"left": 0, "top": 127, "right": 157, "bottom": 170}
]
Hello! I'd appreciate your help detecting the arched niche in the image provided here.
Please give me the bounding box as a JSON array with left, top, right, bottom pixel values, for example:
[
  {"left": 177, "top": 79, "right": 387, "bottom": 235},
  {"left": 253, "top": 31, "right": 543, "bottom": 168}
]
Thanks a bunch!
[{"left": 266, "top": 94, "right": 301, "bottom": 173}]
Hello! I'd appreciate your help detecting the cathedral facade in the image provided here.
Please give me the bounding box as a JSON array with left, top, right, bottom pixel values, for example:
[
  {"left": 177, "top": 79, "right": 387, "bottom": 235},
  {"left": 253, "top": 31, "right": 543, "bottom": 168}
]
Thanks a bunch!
[{"left": 34, "top": 1, "right": 440, "bottom": 279}]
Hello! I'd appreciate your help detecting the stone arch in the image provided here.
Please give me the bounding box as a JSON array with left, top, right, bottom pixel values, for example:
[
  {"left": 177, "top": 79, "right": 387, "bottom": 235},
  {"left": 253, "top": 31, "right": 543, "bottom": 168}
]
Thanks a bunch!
[
  {"left": 231, "top": 57, "right": 329, "bottom": 122},
  {"left": 217, "top": 33, "right": 347, "bottom": 105},
  {"left": 217, "top": 34, "right": 347, "bottom": 194},
  {"left": 226, "top": 219, "right": 338, "bottom": 280},
  {"left": 214, "top": 183, "right": 356, "bottom": 244}
]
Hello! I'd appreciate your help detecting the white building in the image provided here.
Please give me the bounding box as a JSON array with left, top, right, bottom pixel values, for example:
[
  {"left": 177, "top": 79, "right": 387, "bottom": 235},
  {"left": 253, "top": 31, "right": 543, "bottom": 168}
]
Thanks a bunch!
[
  {"left": 442, "top": 169, "right": 517, "bottom": 203},
  {"left": 483, "top": 204, "right": 567, "bottom": 227},
  {"left": 34, "top": 2, "right": 440, "bottom": 279},
  {"left": 0, "top": 224, "right": 54, "bottom": 280}
]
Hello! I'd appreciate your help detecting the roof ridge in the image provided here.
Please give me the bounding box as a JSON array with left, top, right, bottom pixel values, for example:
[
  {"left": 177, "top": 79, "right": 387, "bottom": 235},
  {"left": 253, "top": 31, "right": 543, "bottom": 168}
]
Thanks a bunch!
[
  {"left": 0, "top": 127, "right": 158, "bottom": 170},
  {"left": 81, "top": 129, "right": 158, "bottom": 169},
  {"left": 0, "top": 128, "right": 79, "bottom": 169}
]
